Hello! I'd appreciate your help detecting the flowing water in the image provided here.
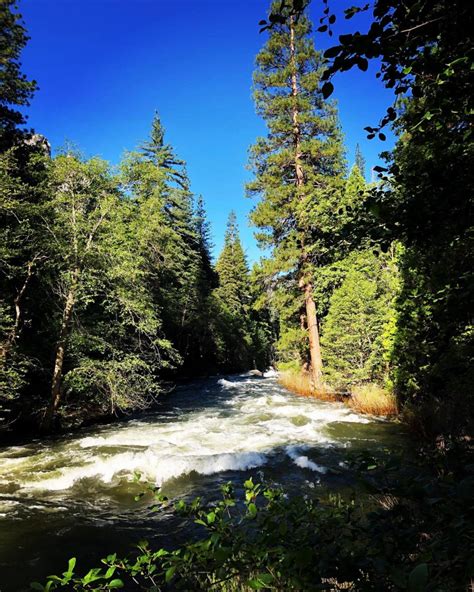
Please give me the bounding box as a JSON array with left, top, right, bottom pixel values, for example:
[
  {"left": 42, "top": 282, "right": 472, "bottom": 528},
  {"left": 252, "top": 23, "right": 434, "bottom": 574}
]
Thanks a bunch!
[{"left": 0, "top": 374, "right": 403, "bottom": 591}]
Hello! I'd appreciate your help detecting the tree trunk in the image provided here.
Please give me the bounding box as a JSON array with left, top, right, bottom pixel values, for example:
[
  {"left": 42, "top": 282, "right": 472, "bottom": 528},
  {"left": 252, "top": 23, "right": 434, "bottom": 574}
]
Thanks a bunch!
[
  {"left": 304, "top": 283, "right": 323, "bottom": 389},
  {"left": 41, "top": 269, "right": 79, "bottom": 431},
  {"left": 1, "top": 257, "right": 38, "bottom": 363},
  {"left": 290, "top": 16, "right": 324, "bottom": 390}
]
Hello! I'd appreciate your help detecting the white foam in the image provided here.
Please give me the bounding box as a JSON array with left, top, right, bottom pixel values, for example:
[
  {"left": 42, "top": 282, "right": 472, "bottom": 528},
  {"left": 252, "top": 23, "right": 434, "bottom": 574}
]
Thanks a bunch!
[
  {"left": 218, "top": 378, "right": 239, "bottom": 389},
  {"left": 23, "top": 450, "right": 267, "bottom": 491},
  {"left": 285, "top": 446, "right": 328, "bottom": 473},
  {"left": 0, "top": 378, "right": 370, "bottom": 493}
]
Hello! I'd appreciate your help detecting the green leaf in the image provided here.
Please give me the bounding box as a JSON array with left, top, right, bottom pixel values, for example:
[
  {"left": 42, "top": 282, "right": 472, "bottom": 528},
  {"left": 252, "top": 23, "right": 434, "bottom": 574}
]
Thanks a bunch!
[
  {"left": 408, "top": 563, "right": 428, "bottom": 591},
  {"left": 324, "top": 46, "right": 340, "bottom": 59},
  {"left": 165, "top": 566, "right": 176, "bottom": 582},
  {"left": 248, "top": 573, "right": 274, "bottom": 589},
  {"left": 248, "top": 502, "right": 257, "bottom": 518},
  {"left": 207, "top": 511, "right": 216, "bottom": 524},
  {"left": 108, "top": 579, "right": 124, "bottom": 589},
  {"left": 321, "top": 81, "right": 334, "bottom": 99},
  {"left": 105, "top": 566, "right": 116, "bottom": 579},
  {"left": 67, "top": 557, "right": 76, "bottom": 575}
]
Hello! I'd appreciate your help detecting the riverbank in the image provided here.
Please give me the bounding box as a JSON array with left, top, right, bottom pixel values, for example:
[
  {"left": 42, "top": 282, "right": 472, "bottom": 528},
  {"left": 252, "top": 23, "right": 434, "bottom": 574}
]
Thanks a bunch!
[{"left": 278, "top": 370, "right": 398, "bottom": 417}]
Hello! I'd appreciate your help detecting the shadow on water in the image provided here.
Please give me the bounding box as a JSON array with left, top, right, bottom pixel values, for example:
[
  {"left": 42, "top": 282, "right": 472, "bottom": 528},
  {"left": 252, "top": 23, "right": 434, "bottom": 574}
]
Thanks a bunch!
[{"left": 0, "top": 375, "right": 408, "bottom": 591}]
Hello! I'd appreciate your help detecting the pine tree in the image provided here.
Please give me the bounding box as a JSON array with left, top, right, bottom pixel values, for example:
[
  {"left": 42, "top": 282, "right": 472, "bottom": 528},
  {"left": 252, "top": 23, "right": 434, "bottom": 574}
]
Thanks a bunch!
[
  {"left": 194, "top": 195, "right": 215, "bottom": 285},
  {"left": 247, "top": 4, "right": 345, "bottom": 389},
  {"left": 320, "top": 165, "right": 399, "bottom": 389},
  {"left": 321, "top": 250, "right": 399, "bottom": 389},
  {"left": 0, "top": 0, "right": 37, "bottom": 147},
  {"left": 140, "top": 113, "right": 188, "bottom": 190},
  {"left": 213, "top": 212, "right": 252, "bottom": 370},
  {"left": 215, "top": 212, "right": 249, "bottom": 315},
  {"left": 0, "top": 2, "right": 49, "bottom": 422},
  {"left": 123, "top": 114, "right": 215, "bottom": 373},
  {"left": 355, "top": 143, "right": 366, "bottom": 180}
]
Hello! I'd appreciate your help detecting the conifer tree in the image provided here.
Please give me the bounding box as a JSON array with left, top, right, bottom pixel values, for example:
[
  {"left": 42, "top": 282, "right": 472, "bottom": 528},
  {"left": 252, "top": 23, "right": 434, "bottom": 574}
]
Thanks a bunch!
[
  {"left": 0, "top": 1, "right": 49, "bottom": 422},
  {"left": 320, "top": 165, "right": 399, "bottom": 389},
  {"left": 247, "top": 4, "right": 345, "bottom": 388},
  {"left": 215, "top": 212, "right": 249, "bottom": 314},
  {"left": 321, "top": 250, "right": 399, "bottom": 389},
  {"left": 0, "top": 0, "right": 37, "bottom": 147},
  {"left": 355, "top": 143, "right": 366, "bottom": 180},
  {"left": 190, "top": 195, "right": 218, "bottom": 371},
  {"left": 213, "top": 212, "right": 252, "bottom": 370},
  {"left": 123, "top": 114, "right": 213, "bottom": 373}
]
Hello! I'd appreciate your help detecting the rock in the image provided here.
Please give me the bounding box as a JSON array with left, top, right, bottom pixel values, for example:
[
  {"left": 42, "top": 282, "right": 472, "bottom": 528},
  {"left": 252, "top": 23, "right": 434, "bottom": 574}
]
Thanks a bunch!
[{"left": 248, "top": 369, "right": 264, "bottom": 378}]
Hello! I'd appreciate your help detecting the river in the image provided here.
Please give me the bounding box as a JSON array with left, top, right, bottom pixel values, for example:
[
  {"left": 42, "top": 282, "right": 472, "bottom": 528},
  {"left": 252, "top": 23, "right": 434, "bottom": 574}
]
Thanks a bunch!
[{"left": 0, "top": 374, "right": 403, "bottom": 591}]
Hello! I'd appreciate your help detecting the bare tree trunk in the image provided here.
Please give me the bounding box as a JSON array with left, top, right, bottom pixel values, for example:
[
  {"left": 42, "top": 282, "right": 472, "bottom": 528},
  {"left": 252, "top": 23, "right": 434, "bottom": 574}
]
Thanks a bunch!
[
  {"left": 41, "top": 268, "right": 79, "bottom": 431},
  {"left": 289, "top": 16, "right": 324, "bottom": 390}
]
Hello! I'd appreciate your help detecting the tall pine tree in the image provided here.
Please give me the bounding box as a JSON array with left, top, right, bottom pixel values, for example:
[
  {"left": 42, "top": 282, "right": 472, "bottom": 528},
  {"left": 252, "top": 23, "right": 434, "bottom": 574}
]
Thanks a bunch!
[
  {"left": 247, "top": 4, "right": 345, "bottom": 389},
  {"left": 213, "top": 212, "right": 252, "bottom": 371},
  {"left": 354, "top": 143, "right": 366, "bottom": 180}
]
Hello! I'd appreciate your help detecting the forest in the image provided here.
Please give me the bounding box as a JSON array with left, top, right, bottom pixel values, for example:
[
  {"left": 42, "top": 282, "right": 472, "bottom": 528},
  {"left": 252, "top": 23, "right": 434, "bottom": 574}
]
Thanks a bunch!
[{"left": 0, "top": 0, "right": 472, "bottom": 591}]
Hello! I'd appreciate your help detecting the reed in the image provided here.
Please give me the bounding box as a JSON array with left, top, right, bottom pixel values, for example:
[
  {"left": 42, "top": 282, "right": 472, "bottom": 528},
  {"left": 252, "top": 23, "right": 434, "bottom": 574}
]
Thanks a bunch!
[{"left": 348, "top": 384, "right": 398, "bottom": 416}]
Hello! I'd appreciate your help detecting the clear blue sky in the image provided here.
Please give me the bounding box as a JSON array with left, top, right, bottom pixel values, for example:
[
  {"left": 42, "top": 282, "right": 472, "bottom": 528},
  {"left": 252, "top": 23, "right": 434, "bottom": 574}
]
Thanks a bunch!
[{"left": 20, "top": 0, "right": 396, "bottom": 263}]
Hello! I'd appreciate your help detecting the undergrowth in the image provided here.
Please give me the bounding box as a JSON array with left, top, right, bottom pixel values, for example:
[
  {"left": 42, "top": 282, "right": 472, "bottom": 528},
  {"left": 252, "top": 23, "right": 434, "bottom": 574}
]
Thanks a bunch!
[{"left": 32, "top": 447, "right": 474, "bottom": 592}]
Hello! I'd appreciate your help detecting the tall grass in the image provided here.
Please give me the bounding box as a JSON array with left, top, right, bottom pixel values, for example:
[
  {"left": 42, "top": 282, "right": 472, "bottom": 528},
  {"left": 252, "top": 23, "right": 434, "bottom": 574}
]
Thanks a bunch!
[
  {"left": 278, "top": 371, "right": 338, "bottom": 402},
  {"left": 348, "top": 384, "right": 398, "bottom": 416},
  {"left": 278, "top": 370, "right": 398, "bottom": 417}
]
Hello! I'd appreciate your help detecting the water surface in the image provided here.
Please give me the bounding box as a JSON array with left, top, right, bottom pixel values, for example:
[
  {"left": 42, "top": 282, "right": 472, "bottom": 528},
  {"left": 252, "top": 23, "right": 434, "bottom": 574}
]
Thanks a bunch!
[{"left": 0, "top": 374, "right": 403, "bottom": 591}]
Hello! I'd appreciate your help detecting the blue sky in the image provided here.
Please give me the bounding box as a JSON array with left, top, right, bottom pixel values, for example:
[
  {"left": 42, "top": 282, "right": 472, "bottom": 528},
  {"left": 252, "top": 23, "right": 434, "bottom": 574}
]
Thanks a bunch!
[{"left": 19, "top": 0, "right": 396, "bottom": 263}]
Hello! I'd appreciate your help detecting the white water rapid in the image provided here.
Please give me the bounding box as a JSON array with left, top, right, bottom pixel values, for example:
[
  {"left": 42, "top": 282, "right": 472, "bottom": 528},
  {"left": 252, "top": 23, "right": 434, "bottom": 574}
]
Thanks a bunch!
[
  {"left": 0, "top": 375, "right": 369, "bottom": 496},
  {"left": 0, "top": 374, "right": 403, "bottom": 592}
]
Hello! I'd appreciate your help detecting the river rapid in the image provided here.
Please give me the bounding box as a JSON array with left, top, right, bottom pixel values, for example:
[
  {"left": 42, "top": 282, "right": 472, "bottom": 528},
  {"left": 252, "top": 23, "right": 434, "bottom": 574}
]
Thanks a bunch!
[{"left": 0, "top": 374, "right": 403, "bottom": 591}]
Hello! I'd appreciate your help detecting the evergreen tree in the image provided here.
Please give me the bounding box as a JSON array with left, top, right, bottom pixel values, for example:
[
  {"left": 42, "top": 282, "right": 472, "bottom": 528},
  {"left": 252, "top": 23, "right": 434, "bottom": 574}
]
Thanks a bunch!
[
  {"left": 0, "top": 0, "right": 37, "bottom": 147},
  {"left": 321, "top": 250, "right": 399, "bottom": 389},
  {"left": 140, "top": 113, "right": 188, "bottom": 190},
  {"left": 355, "top": 143, "right": 366, "bottom": 180},
  {"left": 213, "top": 212, "right": 252, "bottom": 370},
  {"left": 215, "top": 212, "right": 249, "bottom": 315},
  {"left": 194, "top": 195, "right": 215, "bottom": 285},
  {"left": 122, "top": 114, "right": 216, "bottom": 374},
  {"left": 247, "top": 4, "right": 345, "bottom": 388}
]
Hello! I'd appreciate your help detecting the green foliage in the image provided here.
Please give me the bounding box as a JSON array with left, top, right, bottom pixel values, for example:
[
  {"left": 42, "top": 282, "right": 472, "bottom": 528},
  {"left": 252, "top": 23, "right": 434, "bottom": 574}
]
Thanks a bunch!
[
  {"left": 247, "top": 4, "right": 346, "bottom": 370},
  {"left": 275, "top": 0, "right": 474, "bottom": 436},
  {"left": 355, "top": 143, "right": 366, "bottom": 180},
  {"left": 321, "top": 250, "right": 400, "bottom": 390},
  {"left": 122, "top": 114, "right": 218, "bottom": 376},
  {"left": 36, "top": 448, "right": 474, "bottom": 591},
  {"left": 0, "top": 138, "right": 50, "bottom": 422},
  {"left": 258, "top": 0, "right": 473, "bottom": 438},
  {"left": 0, "top": 0, "right": 37, "bottom": 145},
  {"left": 212, "top": 212, "right": 273, "bottom": 371}
]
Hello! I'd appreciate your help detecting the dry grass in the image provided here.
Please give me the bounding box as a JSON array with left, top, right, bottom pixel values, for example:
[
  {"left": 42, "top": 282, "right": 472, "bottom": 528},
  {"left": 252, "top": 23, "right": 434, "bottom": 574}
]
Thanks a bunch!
[
  {"left": 278, "top": 371, "right": 398, "bottom": 417},
  {"left": 348, "top": 384, "right": 398, "bottom": 417},
  {"left": 278, "top": 371, "right": 338, "bottom": 402}
]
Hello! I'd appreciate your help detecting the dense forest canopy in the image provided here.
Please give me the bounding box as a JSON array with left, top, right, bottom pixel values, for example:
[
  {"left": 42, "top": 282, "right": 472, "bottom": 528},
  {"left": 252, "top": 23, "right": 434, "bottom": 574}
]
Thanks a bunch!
[{"left": 0, "top": 0, "right": 472, "bottom": 441}]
